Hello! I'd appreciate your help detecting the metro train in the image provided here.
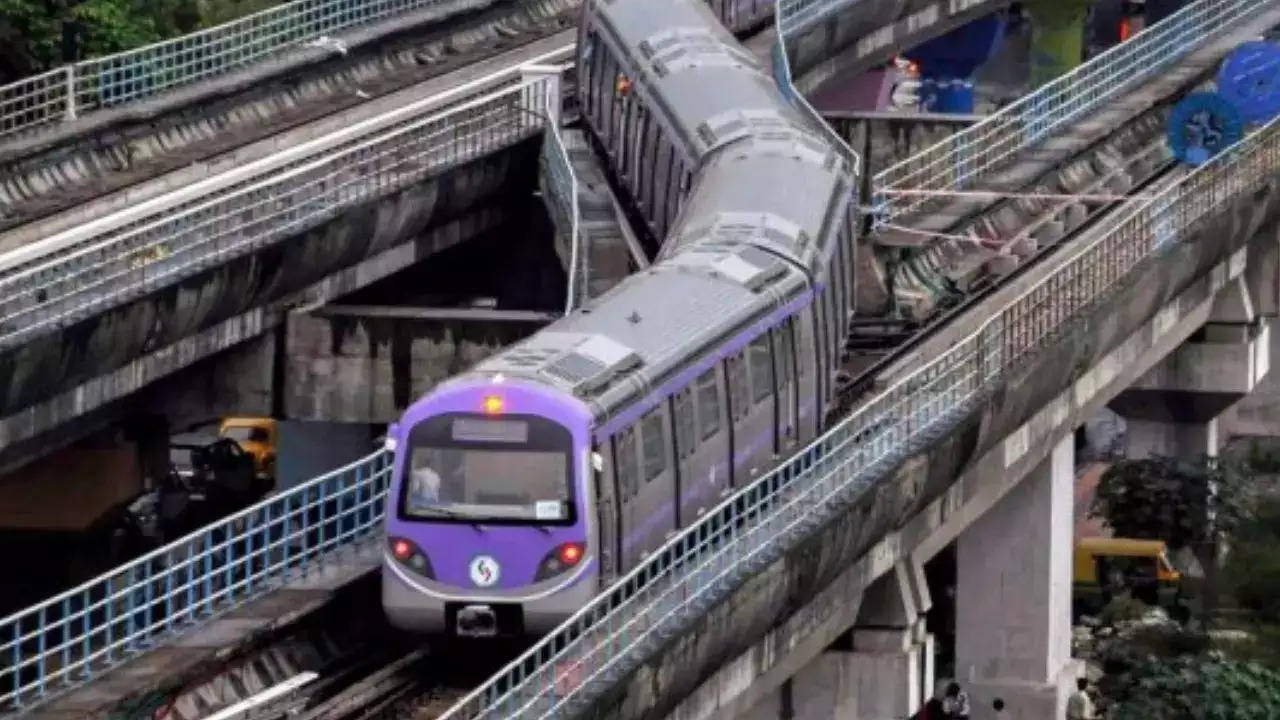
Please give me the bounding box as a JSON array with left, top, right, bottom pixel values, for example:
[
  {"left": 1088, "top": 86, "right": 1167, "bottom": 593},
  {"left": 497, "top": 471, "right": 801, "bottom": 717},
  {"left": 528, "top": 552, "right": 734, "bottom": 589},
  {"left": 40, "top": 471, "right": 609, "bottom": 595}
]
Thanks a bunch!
[{"left": 381, "top": 0, "right": 859, "bottom": 638}]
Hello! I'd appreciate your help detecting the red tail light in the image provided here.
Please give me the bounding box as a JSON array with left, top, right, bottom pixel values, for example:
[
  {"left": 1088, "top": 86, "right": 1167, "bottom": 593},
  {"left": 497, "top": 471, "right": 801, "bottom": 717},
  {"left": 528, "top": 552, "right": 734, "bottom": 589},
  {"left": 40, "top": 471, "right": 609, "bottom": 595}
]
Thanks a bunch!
[
  {"left": 558, "top": 542, "right": 584, "bottom": 566},
  {"left": 392, "top": 539, "right": 412, "bottom": 560}
]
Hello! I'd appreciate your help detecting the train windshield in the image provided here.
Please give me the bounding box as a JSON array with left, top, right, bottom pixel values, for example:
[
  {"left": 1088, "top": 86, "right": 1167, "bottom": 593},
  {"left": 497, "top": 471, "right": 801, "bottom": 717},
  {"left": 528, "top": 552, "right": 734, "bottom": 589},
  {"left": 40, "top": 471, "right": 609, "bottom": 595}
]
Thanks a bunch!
[{"left": 399, "top": 414, "right": 575, "bottom": 525}]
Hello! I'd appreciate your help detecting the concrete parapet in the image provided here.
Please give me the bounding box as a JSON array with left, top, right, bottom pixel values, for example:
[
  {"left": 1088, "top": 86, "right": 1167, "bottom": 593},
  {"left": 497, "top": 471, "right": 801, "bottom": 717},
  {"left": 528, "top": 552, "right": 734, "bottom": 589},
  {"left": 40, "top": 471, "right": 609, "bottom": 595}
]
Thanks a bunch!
[{"left": 285, "top": 306, "right": 548, "bottom": 423}]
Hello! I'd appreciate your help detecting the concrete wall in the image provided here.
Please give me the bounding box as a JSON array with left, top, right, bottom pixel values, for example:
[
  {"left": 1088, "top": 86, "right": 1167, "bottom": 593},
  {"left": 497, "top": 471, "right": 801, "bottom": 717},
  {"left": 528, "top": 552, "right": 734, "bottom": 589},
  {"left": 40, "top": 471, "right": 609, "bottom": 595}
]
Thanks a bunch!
[
  {"left": 581, "top": 163, "right": 1280, "bottom": 720},
  {"left": 0, "top": 137, "right": 540, "bottom": 455},
  {"left": 284, "top": 311, "right": 545, "bottom": 423}
]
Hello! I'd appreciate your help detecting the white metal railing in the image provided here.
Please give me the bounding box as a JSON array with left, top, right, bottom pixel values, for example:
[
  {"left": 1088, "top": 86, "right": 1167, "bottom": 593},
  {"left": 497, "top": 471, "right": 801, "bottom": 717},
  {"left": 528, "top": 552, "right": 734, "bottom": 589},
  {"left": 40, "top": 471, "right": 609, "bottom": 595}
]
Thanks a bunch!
[
  {"left": 532, "top": 64, "right": 584, "bottom": 315},
  {"left": 0, "top": 52, "right": 573, "bottom": 354},
  {"left": 775, "top": 0, "right": 852, "bottom": 36},
  {"left": 0, "top": 450, "right": 393, "bottom": 713},
  {"left": 771, "top": 9, "right": 861, "bottom": 178},
  {"left": 872, "top": 0, "right": 1270, "bottom": 226},
  {"left": 433, "top": 99, "right": 1280, "bottom": 720},
  {"left": 0, "top": 0, "right": 506, "bottom": 141}
]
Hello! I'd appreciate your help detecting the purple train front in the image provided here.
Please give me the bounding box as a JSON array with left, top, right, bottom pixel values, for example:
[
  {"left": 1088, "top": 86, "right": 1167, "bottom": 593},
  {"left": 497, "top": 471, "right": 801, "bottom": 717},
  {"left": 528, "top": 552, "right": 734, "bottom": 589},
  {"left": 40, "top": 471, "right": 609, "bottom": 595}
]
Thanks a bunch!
[{"left": 381, "top": 375, "right": 597, "bottom": 637}]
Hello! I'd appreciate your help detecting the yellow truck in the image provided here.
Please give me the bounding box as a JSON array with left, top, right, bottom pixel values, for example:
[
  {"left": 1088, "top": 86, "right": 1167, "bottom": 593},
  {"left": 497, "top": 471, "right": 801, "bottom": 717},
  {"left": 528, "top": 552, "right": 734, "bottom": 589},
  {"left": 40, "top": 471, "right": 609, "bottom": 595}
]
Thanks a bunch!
[{"left": 1073, "top": 537, "right": 1185, "bottom": 617}]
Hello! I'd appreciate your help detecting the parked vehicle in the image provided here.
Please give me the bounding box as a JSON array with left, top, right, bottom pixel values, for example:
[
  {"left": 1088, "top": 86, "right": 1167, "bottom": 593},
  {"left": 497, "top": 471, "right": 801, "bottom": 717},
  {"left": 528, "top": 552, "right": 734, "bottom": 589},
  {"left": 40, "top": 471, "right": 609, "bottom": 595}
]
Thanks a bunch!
[{"left": 1073, "top": 537, "right": 1186, "bottom": 618}]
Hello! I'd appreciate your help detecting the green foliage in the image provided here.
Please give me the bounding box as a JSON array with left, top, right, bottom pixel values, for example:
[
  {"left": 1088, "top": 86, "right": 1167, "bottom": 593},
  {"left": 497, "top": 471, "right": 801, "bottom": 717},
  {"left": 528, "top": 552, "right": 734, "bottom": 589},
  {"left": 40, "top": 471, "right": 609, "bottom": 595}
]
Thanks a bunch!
[
  {"left": 1090, "top": 454, "right": 1253, "bottom": 550},
  {"left": 1108, "top": 656, "right": 1280, "bottom": 720},
  {"left": 1097, "top": 593, "right": 1151, "bottom": 626},
  {"left": 0, "top": 0, "right": 231, "bottom": 83},
  {"left": 1225, "top": 497, "right": 1280, "bottom": 623}
]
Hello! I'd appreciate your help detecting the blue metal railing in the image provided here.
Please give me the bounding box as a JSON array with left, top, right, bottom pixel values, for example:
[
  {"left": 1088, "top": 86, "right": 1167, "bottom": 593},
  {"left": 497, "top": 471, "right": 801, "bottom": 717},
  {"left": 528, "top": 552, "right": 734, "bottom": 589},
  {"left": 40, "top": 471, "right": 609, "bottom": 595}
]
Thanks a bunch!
[
  {"left": 0, "top": 450, "right": 392, "bottom": 713},
  {"left": 873, "top": 0, "right": 1274, "bottom": 226}
]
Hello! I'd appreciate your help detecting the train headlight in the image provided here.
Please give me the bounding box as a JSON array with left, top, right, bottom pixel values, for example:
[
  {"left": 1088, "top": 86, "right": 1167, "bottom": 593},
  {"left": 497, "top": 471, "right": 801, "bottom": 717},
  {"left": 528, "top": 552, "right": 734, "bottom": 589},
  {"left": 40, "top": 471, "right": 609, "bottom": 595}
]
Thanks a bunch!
[
  {"left": 534, "top": 542, "right": 585, "bottom": 582},
  {"left": 387, "top": 536, "right": 435, "bottom": 579}
]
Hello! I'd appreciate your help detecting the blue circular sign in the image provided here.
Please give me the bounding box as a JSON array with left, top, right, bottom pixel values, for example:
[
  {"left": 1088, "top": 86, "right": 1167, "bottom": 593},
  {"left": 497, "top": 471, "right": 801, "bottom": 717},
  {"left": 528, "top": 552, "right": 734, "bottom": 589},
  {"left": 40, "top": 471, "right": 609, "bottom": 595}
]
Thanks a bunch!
[{"left": 1216, "top": 41, "right": 1280, "bottom": 125}]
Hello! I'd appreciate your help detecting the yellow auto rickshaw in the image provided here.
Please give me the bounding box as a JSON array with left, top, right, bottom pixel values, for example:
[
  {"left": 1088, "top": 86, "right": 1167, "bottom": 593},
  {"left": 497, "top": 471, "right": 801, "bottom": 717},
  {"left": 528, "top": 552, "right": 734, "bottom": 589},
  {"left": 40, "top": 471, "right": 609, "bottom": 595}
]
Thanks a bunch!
[{"left": 1073, "top": 537, "right": 1184, "bottom": 617}]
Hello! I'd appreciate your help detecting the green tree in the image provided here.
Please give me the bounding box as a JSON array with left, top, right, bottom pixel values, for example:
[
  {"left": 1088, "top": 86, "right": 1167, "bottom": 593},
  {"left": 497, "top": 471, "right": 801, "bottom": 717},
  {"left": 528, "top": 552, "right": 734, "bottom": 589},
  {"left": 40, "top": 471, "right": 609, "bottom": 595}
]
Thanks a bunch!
[
  {"left": 1108, "top": 655, "right": 1280, "bottom": 720},
  {"left": 1090, "top": 454, "right": 1253, "bottom": 624},
  {"left": 0, "top": 0, "right": 205, "bottom": 84},
  {"left": 1090, "top": 455, "right": 1252, "bottom": 548},
  {"left": 1225, "top": 497, "right": 1280, "bottom": 623}
]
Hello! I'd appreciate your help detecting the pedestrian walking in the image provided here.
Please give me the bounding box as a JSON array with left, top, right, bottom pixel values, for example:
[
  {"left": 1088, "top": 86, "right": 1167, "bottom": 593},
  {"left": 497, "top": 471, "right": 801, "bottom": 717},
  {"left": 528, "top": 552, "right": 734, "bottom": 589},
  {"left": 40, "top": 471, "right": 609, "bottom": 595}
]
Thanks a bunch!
[
  {"left": 992, "top": 698, "right": 1007, "bottom": 719},
  {"left": 941, "top": 682, "right": 971, "bottom": 719},
  {"left": 1067, "top": 678, "right": 1096, "bottom": 720}
]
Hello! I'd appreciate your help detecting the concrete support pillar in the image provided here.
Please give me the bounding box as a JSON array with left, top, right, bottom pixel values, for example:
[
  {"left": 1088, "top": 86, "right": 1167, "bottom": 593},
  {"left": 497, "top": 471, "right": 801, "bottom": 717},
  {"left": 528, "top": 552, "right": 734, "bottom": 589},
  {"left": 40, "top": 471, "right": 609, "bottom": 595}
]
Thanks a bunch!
[
  {"left": 840, "top": 561, "right": 934, "bottom": 719},
  {"left": 747, "top": 562, "right": 933, "bottom": 720},
  {"left": 1110, "top": 276, "right": 1270, "bottom": 459},
  {"left": 1024, "top": 0, "right": 1090, "bottom": 87},
  {"left": 955, "top": 434, "right": 1077, "bottom": 720}
]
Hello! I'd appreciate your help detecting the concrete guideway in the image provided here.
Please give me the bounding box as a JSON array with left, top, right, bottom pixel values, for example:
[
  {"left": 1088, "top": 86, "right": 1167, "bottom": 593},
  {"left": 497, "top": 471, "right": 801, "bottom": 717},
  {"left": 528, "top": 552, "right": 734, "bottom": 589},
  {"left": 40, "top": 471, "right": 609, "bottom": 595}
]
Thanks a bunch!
[{"left": 0, "top": 27, "right": 579, "bottom": 255}]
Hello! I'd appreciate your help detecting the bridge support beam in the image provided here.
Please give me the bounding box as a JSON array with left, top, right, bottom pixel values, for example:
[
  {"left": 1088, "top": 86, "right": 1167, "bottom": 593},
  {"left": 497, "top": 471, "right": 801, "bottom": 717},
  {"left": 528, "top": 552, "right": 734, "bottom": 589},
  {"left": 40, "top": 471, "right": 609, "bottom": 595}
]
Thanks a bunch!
[
  {"left": 741, "top": 561, "right": 933, "bottom": 720},
  {"left": 1110, "top": 276, "right": 1271, "bottom": 459},
  {"left": 955, "top": 433, "right": 1078, "bottom": 720}
]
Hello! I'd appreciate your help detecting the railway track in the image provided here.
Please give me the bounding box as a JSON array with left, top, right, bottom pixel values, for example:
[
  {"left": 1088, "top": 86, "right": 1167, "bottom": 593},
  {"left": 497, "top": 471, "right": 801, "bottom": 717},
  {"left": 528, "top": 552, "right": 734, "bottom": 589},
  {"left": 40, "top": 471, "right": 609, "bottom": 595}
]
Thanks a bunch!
[
  {"left": 835, "top": 101, "right": 1188, "bottom": 415},
  {"left": 0, "top": 0, "right": 580, "bottom": 243}
]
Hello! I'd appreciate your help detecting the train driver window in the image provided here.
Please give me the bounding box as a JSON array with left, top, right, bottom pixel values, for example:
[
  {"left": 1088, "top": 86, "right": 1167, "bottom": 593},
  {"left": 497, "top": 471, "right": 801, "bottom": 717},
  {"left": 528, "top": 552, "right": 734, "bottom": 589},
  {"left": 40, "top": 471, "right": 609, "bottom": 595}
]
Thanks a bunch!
[
  {"left": 640, "top": 409, "right": 666, "bottom": 481},
  {"left": 615, "top": 427, "right": 639, "bottom": 499},
  {"left": 696, "top": 368, "right": 721, "bottom": 440},
  {"left": 749, "top": 335, "right": 773, "bottom": 404}
]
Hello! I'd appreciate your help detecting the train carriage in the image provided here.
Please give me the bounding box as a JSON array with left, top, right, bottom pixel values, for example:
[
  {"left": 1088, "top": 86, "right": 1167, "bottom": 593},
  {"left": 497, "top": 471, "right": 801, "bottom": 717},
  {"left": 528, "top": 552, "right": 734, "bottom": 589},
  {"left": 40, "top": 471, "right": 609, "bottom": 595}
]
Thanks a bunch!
[{"left": 382, "top": 124, "right": 856, "bottom": 637}]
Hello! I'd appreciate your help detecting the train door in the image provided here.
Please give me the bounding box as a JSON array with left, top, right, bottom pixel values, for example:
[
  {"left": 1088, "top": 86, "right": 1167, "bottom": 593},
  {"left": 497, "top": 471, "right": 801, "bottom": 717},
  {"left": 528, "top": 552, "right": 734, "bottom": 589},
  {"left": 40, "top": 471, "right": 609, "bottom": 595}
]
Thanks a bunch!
[
  {"left": 725, "top": 350, "right": 750, "bottom": 484},
  {"left": 682, "top": 366, "right": 732, "bottom": 521},
  {"left": 592, "top": 439, "right": 621, "bottom": 583},
  {"left": 774, "top": 321, "right": 800, "bottom": 456},
  {"left": 743, "top": 335, "right": 777, "bottom": 478},
  {"left": 614, "top": 409, "right": 677, "bottom": 569},
  {"left": 811, "top": 294, "right": 829, "bottom": 432},
  {"left": 672, "top": 388, "right": 695, "bottom": 528}
]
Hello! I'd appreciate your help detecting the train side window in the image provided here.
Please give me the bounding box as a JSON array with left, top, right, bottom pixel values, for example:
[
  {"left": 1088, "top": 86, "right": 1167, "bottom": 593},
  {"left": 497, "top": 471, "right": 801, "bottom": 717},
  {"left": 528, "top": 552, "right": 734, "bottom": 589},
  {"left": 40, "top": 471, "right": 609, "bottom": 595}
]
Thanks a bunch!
[
  {"left": 727, "top": 352, "right": 749, "bottom": 421},
  {"left": 674, "top": 388, "right": 695, "bottom": 459},
  {"left": 696, "top": 368, "right": 721, "bottom": 440},
  {"left": 749, "top": 335, "right": 773, "bottom": 404},
  {"left": 640, "top": 409, "right": 666, "bottom": 481},
  {"left": 614, "top": 427, "right": 638, "bottom": 499}
]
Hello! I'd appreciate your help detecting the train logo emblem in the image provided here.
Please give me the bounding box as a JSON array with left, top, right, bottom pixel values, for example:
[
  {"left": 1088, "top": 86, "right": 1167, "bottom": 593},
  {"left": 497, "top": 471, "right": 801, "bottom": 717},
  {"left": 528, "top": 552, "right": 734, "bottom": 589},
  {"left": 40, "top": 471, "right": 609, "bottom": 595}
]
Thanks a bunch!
[{"left": 469, "top": 555, "right": 500, "bottom": 587}]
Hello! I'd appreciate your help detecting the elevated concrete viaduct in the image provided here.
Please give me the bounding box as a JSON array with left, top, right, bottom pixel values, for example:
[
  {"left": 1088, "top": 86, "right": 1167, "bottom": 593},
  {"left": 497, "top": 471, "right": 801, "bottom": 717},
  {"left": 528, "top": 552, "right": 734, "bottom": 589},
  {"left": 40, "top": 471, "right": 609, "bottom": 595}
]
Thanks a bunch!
[
  {"left": 0, "top": 0, "right": 577, "bottom": 233},
  {"left": 0, "top": 136, "right": 540, "bottom": 470},
  {"left": 586, "top": 138, "right": 1280, "bottom": 720}
]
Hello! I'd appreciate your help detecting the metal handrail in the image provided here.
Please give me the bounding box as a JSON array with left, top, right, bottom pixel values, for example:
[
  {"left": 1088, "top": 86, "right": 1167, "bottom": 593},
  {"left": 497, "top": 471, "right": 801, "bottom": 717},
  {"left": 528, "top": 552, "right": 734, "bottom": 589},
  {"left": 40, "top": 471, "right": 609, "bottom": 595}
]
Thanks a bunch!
[
  {"left": 432, "top": 102, "right": 1280, "bottom": 720},
  {"left": 0, "top": 58, "right": 571, "bottom": 354},
  {"left": 528, "top": 62, "right": 584, "bottom": 315},
  {"left": 872, "top": 0, "right": 1268, "bottom": 226},
  {"left": 0, "top": 449, "right": 393, "bottom": 713},
  {"left": 0, "top": 0, "right": 501, "bottom": 141},
  {"left": 770, "top": 12, "right": 860, "bottom": 178}
]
